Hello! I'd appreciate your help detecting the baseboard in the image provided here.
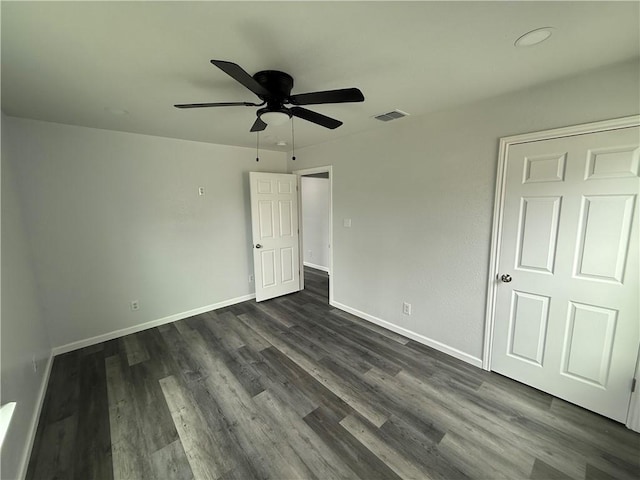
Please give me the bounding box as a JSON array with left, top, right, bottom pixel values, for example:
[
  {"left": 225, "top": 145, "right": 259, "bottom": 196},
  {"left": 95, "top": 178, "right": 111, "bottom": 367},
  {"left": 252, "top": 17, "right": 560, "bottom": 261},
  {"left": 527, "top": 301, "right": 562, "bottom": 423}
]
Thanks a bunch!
[
  {"left": 18, "top": 352, "right": 54, "bottom": 480},
  {"left": 330, "top": 301, "right": 483, "bottom": 368},
  {"left": 303, "top": 262, "right": 330, "bottom": 273},
  {"left": 52, "top": 294, "right": 256, "bottom": 355}
]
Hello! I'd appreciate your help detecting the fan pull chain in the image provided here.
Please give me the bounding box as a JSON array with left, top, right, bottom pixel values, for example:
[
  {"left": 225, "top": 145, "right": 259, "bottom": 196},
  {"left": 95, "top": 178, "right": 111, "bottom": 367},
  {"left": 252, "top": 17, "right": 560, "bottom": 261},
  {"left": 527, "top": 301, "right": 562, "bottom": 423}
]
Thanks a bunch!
[
  {"left": 291, "top": 117, "right": 296, "bottom": 161},
  {"left": 256, "top": 131, "right": 260, "bottom": 162}
]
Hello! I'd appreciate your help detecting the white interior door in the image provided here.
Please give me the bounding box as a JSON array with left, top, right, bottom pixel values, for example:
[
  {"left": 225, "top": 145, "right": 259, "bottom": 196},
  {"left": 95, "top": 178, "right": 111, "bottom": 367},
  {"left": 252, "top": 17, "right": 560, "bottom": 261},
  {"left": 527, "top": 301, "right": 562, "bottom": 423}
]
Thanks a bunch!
[
  {"left": 491, "top": 126, "right": 639, "bottom": 422},
  {"left": 250, "top": 172, "right": 300, "bottom": 302}
]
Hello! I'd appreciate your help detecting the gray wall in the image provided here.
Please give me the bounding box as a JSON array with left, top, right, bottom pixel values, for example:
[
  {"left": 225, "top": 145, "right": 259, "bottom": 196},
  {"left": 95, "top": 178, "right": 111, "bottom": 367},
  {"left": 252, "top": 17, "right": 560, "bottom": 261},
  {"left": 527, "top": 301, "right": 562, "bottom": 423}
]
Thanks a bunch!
[
  {"left": 1, "top": 116, "right": 52, "bottom": 480},
  {"left": 5, "top": 118, "right": 287, "bottom": 350},
  {"left": 287, "top": 59, "right": 640, "bottom": 364}
]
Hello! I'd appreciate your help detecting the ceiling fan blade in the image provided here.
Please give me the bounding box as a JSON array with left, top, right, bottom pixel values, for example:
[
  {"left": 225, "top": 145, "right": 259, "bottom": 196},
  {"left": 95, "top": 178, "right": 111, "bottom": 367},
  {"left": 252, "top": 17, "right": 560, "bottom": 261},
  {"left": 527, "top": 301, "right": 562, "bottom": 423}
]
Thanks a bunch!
[
  {"left": 250, "top": 117, "right": 267, "bottom": 132},
  {"left": 210, "top": 60, "right": 271, "bottom": 97},
  {"left": 290, "top": 107, "right": 343, "bottom": 129},
  {"left": 174, "top": 101, "right": 262, "bottom": 109},
  {"left": 289, "top": 88, "right": 364, "bottom": 106}
]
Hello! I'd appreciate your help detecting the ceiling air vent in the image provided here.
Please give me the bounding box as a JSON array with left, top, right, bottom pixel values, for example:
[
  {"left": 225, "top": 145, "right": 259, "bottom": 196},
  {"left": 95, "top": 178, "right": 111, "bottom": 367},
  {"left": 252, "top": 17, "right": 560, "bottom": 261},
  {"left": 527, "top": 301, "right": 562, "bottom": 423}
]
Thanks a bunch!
[{"left": 374, "top": 109, "right": 409, "bottom": 122}]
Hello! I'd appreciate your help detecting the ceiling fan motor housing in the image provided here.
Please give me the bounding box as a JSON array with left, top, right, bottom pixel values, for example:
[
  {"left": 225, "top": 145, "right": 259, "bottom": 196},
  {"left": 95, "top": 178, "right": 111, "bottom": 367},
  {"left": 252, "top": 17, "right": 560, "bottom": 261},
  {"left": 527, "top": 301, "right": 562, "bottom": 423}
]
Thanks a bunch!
[{"left": 253, "top": 70, "right": 294, "bottom": 107}]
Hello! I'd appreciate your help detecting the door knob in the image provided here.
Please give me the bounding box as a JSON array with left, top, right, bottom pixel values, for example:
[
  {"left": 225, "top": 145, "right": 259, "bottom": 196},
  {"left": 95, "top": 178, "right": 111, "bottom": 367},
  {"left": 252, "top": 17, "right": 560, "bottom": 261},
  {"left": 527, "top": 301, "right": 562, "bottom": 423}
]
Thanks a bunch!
[
  {"left": 500, "top": 274, "right": 512, "bottom": 283},
  {"left": 255, "top": 244, "right": 262, "bottom": 249}
]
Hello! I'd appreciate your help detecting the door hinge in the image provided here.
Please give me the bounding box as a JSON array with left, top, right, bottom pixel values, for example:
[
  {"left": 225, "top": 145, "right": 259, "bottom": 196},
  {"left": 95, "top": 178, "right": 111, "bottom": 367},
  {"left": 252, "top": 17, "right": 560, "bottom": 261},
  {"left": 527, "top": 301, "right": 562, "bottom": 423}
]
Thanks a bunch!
[{"left": 632, "top": 378, "right": 637, "bottom": 393}]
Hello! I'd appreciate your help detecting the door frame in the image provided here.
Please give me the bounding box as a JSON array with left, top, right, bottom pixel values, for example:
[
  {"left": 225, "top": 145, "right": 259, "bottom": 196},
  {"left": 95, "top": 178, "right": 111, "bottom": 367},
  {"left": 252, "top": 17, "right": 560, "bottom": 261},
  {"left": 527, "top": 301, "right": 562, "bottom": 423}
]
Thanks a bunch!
[
  {"left": 482, "top": 114, "right": 640, "bottom": 427},
  {"left": 293, "top": 165, "right": 333, "bottom": 304}
]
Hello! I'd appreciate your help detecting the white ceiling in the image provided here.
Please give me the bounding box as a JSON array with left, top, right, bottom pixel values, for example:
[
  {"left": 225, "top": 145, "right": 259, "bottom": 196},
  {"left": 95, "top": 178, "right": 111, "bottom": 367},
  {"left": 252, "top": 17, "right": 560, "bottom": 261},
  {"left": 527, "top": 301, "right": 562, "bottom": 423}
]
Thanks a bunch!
[{"left": 2, "top": 1, "right": 639, "bottom": 152}]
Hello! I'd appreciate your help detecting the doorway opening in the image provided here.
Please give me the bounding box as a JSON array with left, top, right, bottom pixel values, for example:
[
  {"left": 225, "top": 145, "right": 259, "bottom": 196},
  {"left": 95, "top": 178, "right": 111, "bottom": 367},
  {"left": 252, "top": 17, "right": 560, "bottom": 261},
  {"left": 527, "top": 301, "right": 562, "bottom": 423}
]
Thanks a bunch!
[{"left": 294, "top": 166, "right": 333, "bottom": 305}]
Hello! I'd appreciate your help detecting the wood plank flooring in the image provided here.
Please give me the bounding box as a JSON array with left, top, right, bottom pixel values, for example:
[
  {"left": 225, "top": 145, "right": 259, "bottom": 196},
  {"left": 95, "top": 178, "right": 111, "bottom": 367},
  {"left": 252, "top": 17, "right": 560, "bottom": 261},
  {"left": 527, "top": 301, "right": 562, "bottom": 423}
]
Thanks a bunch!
[{"left": 27, "top": 268, "right": 640, "bottom": 479}]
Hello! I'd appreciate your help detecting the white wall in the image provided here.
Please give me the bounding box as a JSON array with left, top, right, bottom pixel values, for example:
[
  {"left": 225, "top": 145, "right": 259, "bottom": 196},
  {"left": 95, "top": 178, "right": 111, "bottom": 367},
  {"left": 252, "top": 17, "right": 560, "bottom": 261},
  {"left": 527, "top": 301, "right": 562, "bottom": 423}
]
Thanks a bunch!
[
  {"left": 5, "top": 117, "right": 287, "bottom": 350},
  {"left": 287, "top": 59, "right": 640, "bottom": 365},
  {"left": 301, "top": 176, "right": 330, "bottom": 271},
  {"left": 1, "top": 115, "right": 53, "bottom": 480}
]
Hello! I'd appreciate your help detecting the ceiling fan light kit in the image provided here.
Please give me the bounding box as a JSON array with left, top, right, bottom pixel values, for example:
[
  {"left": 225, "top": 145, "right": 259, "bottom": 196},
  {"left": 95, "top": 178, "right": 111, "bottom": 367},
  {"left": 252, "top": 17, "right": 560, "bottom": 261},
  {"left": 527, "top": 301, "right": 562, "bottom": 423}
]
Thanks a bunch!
[
  {"left": 175, "top": 59, "right": 364, "bottom": 133},
  {"left": 259, "top": 109, "right": 291, "bottom": 126}
]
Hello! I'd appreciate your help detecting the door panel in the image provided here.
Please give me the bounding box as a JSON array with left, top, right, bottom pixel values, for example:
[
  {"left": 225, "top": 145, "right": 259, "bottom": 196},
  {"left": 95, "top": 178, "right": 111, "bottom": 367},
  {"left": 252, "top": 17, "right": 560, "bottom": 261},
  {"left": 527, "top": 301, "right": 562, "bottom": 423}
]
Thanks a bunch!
[
  {"left": 516, "top": 196, "right": 562, "bottom": 273},
  {"left": 492, "top": 126, "right": 639, "bottom": 422},
  {"left": 258, "top": 201, "right": 275, "bottom": 238},
  {"left": 523, "top": 153, "right": 567, "bottom": 183},
  {"left": 279, "top": 200, "right": 294, "bottom": 236},
  {"left": 574, "top": 194, "right": 635, "bottom": 283},
  {"left": 586, "top": 145, "right": 639, "bottom": 179},
  {"left": 250, "top": 172, "right": 300, "bottom": 302},
  {"left": 260, "top": 249, "right": 277, "bottom": 288},
  {"left": 561, "top": 302, "right": 617, "bottom": 387},
  {"left": 508, "top": 291, "right": 550, "bottom": 366},
  {"left": 281, "top": 247, "right": 295, "bottom": 283}
]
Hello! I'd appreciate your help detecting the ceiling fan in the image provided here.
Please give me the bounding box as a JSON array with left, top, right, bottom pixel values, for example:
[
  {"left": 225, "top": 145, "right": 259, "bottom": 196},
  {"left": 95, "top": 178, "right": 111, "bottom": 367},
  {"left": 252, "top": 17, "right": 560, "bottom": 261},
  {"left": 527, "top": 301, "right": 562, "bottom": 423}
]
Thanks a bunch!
[{"left": 175, "top": 60, "right": 364, "bottom": 132}]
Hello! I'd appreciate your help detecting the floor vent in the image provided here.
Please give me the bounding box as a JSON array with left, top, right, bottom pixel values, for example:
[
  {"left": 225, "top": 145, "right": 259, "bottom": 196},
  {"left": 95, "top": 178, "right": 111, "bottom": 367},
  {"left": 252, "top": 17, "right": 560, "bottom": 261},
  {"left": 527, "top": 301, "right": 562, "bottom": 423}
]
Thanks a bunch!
[{"left": 374, "top": 109, "right": 409, "bottom": 122}]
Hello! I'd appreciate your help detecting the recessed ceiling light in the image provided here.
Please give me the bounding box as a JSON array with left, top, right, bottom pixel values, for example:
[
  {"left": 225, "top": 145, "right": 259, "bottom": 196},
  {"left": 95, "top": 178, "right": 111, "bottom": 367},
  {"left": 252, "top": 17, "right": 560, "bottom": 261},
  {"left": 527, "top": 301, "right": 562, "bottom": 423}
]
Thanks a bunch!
[
  {"left": 105, "top": 107, "right": 129, "bottom": 116},
  {"left": 515, "top": 27, "right": 553, "bottom": 48}
]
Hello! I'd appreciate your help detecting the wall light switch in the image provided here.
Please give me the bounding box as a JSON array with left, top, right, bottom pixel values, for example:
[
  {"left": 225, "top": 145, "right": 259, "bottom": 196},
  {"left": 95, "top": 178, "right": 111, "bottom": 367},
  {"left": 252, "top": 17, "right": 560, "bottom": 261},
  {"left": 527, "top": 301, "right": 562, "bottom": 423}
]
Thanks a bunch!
[{"left": 343, "top": 218, "right": 352, "bottom": 228}]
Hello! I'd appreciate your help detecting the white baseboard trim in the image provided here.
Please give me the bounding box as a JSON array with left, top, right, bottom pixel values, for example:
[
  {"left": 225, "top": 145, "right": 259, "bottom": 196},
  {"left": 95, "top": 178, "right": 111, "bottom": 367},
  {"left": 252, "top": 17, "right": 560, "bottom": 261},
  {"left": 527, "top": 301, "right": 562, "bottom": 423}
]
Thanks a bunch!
[
  {"left": 303, "top": 262, "right": 330, "bottom": 273},
  {"left": 52, "top": 294, "right": 256, "bottom": 356},
  {"left": 330, "top": 301, "right": 483, "bottom": 369},
  {"left": 18, "top": 352, "right": 54, "bottom": 480}
]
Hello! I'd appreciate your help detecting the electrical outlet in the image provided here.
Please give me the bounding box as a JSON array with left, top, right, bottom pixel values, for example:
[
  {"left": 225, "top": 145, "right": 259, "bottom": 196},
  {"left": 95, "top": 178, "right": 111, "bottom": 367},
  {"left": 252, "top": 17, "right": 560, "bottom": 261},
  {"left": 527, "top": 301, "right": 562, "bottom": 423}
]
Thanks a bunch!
[
  {"left": 130, "top": 300, "right": 140, "bottom": 311},
  {"left": 198, "top": 186, "right": 205, "bottom": 196},
  {"left": 308, "top": 250, "right": 313, "bottom": 258},
  {"left": 32, "top": 355, "right": 38, "bottom": 373},
  {"left": 249, "top": 274, "right": 254, "bottom": 283},
  {"left": 403, "top": 302, "right": 412, "bottom": 315}
]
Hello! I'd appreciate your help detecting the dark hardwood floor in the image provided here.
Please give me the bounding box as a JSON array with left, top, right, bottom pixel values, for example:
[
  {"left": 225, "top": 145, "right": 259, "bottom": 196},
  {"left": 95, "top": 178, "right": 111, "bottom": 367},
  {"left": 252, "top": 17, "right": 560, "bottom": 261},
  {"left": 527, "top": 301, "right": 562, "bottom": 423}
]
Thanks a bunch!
[{"left": 27, "top": 267, "right": 639, "bottom": 479}]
